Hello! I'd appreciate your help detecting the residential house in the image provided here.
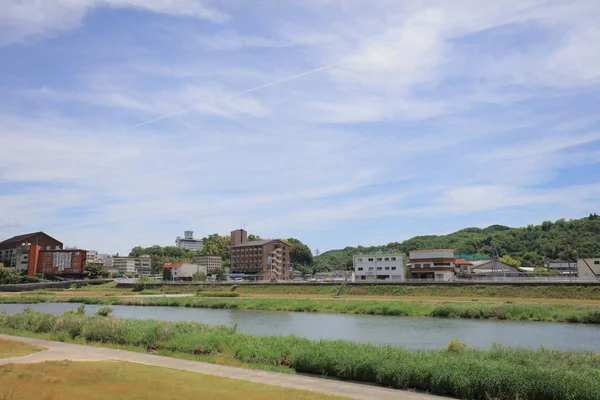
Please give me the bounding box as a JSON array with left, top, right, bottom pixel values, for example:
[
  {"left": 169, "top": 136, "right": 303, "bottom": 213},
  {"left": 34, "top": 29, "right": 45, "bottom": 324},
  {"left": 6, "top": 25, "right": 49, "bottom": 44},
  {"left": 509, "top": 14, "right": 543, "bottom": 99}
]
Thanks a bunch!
[{"left": 408, "top": 250, "right": 456, "bottom": 281}]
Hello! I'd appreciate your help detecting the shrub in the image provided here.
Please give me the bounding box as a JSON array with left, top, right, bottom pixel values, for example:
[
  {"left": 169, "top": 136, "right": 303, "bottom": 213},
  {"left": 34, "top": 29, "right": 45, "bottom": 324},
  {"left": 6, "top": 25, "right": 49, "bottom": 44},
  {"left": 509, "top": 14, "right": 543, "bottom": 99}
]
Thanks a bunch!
[
  {"left": 132, "top": 282, "right": 146, "bottom": 292},
  {"left": 196, "top": 292, "right": 240, "bottom": 298},
  {"left": 96, "top": 307, "right": 114, "bottom": 317},
  {"left": 446, "top": 339, "right": 467, "bottom": 354}
]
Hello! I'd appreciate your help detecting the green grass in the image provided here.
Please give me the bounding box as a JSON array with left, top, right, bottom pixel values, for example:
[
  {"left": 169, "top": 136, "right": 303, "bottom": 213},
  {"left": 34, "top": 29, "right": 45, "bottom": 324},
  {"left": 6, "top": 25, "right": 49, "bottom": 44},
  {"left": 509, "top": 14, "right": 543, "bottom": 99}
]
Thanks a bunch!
[
  {"left": 196, "top": 292, "right": 241, "bottom": 298},
  {"left": 1, "top": 310, "right": 599, "bottom": 400}
]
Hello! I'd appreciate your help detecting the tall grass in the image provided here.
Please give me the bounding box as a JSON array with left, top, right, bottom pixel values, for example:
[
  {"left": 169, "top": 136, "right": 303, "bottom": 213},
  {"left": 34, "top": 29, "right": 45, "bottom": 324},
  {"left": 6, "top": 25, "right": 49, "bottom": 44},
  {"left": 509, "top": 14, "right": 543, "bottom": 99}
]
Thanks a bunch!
[{"left": 1, "top": 310, "right": 599, "bottom": 400}]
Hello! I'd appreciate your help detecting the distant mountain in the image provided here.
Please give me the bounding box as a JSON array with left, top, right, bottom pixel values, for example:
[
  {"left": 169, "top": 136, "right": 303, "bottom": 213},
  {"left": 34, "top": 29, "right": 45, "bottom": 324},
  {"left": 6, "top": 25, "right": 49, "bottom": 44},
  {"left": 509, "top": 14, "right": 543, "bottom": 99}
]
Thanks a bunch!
[{"left": 314, "top": 214, "right": 600, "bottom": 271}]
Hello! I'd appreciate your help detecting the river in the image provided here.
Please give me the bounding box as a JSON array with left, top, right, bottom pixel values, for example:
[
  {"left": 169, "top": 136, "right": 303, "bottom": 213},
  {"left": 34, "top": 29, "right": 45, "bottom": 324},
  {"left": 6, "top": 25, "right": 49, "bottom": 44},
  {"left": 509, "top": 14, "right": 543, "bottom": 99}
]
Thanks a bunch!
[{"left": 1, "top": 303, "right": 599, "bottom": 351}]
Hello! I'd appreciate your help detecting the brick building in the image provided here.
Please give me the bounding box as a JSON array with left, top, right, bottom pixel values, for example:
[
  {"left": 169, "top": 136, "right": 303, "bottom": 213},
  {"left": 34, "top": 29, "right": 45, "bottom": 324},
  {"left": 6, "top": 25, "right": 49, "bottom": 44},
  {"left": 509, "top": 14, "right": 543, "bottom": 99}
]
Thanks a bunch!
[
  {"left": 0, "top": 232, "right": 63, "bottom": 269},
  {"left": 230, "top": 229, "right": 291, "bottom": 281},
  {"left": 192, "top": 255, "right": 222, "bottom": 272},
  {"left": 19, "top": 245, "right": 87, "bottom": 276}
]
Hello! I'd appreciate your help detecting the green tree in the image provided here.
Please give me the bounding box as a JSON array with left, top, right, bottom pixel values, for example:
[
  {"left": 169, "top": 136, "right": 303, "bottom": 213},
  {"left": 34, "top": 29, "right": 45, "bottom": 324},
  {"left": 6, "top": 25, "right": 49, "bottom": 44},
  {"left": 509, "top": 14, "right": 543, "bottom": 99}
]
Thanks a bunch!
[
  {"left": 286, "top": 238, "right": 313, "bottom": 266},
  {"left": 499, "top": 255, "right": 521, "bottom": 269},
  {"left": 86, "top": 263, "right": 107, "bottom": 278}
]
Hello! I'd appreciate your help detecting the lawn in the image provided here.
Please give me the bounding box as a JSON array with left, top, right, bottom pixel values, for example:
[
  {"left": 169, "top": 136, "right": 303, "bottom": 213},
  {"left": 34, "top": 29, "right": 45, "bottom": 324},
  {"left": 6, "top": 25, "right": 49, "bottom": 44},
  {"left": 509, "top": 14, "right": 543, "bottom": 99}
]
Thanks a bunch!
[
  {"left": 0, "top": 361, "right": 347, "bottom": 400},
  {"left": 0, "top": 338, "right": 45, "bottom": 359}
]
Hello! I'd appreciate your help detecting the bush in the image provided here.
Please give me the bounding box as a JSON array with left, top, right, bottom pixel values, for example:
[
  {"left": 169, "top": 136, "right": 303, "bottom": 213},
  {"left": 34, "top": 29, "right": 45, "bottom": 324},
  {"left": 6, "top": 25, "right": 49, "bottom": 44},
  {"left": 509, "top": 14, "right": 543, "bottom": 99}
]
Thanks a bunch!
[
  {"left": 196, "top": 292, "right": 240, "bottom": 298},
  {"left": 132, "top": 282, "right": 146, "bottom": 292},
  {"left": 446, "top": 339, "right": 467, "bottom": 354},
  {"left": 96, "top": 307, "right": 114, "bottom": 317}
]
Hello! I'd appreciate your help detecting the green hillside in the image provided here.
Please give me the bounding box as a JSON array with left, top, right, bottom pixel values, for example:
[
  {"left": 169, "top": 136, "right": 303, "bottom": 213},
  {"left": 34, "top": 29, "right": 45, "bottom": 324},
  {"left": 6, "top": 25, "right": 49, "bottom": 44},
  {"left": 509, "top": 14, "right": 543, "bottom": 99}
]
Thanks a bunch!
[{"left": 315, "top": 214, "right": 600, "bottom": 271}]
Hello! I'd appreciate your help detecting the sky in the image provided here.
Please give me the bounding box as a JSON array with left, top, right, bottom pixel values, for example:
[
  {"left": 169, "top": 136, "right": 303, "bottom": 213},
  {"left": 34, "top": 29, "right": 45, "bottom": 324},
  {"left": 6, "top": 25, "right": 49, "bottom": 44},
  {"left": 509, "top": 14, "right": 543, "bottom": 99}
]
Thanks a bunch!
[{"left": 1, "top": 0, "right": 599, "bottom": 255}]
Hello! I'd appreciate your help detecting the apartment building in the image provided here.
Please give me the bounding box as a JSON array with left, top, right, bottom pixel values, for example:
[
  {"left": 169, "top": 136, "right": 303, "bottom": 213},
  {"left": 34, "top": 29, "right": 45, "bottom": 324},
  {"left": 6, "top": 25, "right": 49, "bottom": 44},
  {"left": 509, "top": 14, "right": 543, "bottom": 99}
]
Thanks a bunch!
[
  {"left": 86, "top": 250, "right": 99, "bottom": 263},
  {"left": 0, "top": 232, "right": 63, "bottom": 269},
  {"left": 6, "top": 244, "right": 87, "bottom": 276},
  {"left": 175, "top": 231, "right": 203, "bottom": 251},
  {"left": 353, "top": 253, "right": 405, "bottom": 281},
  {"left": 111, "top": 255, "right": 152, "bottom": 275},
  {"left": 408, "top": 249, "right": 456, "bottom": 281},
  {"left": 578, "top": 259, "right": 600, "bottom": 279},
  {"left": 192, "top": 255, "right": 222, "bottom": 272},
  {"left": 230, "top": 229, "right": 291, "bottom": 280}
]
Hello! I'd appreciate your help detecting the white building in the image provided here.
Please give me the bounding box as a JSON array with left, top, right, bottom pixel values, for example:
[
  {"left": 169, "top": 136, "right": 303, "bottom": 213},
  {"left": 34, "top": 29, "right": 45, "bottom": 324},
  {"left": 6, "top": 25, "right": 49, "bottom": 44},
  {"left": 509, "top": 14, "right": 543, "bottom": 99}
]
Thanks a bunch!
[
  {"left": 163, "top": 263, "right": 207, "bottom": 280},
  {"left": 175, "top": 231, "right": 203, "bottom": 251},
  {"left": 86, "top": 250, "right": 98, "bottom": 263},
  {"left": 409, "top": 249, "right": 455, "bottom": 281},
  {"left": 111, "top": 255, "right": 152, "bottom": 275},
  {"left": 353, "top": 253, "right": 405, "bottom": 282},
  {"left": 577, "top": 259, "right": 600, "bottom": 279}
]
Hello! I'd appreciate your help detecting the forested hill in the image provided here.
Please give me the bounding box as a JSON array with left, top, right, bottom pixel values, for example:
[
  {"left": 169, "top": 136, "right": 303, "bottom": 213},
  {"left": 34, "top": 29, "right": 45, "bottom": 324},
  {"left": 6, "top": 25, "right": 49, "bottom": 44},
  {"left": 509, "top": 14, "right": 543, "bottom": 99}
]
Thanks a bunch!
[{"left": 315, "top": 214, "right": 600, "bottom": 271}]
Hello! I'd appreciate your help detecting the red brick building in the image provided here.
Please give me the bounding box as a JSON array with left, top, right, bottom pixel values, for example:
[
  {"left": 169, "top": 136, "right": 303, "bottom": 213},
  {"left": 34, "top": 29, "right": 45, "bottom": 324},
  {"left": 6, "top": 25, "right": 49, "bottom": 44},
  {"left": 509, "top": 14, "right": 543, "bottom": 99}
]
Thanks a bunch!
[
  {"left": 230, "top": 229, "right": 291, "bottom": 281},
  {"left": 0, "top": 232, "right": 63, "bottom": 268},
  {"left": 26, "top": 245, "right": 87, "bottom": 276}
]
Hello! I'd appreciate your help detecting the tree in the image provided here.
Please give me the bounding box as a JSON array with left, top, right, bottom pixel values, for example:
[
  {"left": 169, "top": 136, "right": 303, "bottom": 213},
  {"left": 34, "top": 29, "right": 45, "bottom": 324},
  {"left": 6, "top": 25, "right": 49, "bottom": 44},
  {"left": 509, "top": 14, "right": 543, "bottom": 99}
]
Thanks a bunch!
[
  {"left": 286, "top": 238, "right": 313, "bottom": 266},
  {"left": 192, "top": 272, "right": 207, "bottom": 282},
  {"left": 86, "top": 263, "right": 107, "bottom": 278},
  {"left": 499, "top": 255, "right": 521, "bottom": 269},
  {"left": 211, "top": 268, "right": 226, "bottom": 281},
  {"left": 247, "top": 234, "right": 262, "bottom": 241}
]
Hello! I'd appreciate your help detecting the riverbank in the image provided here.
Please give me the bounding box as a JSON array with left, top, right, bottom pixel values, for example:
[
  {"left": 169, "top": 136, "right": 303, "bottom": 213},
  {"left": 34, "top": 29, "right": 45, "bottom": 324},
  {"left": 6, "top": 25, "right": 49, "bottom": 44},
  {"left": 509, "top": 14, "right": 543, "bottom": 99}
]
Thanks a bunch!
[
  {"left": 2, "top": 295, "right": 600, "bottom": 324},
  {"left": 1, "top": 310, "right": 598, "bottom": 400}
]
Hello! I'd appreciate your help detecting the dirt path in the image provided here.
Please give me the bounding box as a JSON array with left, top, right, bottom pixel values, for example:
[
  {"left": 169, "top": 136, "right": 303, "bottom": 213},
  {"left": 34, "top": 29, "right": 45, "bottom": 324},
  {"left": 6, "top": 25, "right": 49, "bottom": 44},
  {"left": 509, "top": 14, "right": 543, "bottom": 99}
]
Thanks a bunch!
[{"left": 0, "top": 334, "right": 449, "bottom": 400}]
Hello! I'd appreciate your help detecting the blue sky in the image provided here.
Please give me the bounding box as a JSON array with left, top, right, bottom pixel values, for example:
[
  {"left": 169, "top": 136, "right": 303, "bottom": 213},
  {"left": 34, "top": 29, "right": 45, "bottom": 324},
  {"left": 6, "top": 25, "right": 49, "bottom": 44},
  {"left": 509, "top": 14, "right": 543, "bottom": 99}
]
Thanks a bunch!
[{"left": 1, "top": 0, "right": 599, "bottom": 255}]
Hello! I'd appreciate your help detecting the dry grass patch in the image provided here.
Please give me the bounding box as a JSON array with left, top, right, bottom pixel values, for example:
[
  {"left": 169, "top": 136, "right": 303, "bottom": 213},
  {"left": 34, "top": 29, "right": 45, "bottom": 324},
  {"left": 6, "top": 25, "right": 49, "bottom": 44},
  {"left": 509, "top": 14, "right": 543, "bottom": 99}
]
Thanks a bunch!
[
  {"left": 0, "top": 338, "right": 45, "bottom": 359},
  {"left": 0, "top": 361, "right": 348, "bottom": 400}
]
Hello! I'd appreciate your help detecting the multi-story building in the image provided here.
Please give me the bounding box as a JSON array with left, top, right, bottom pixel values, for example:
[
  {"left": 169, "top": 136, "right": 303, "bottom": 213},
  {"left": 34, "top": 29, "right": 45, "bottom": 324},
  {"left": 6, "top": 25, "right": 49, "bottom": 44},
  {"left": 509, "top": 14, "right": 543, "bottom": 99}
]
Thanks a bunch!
[
  {"left": 0, "top": 232, "right": 63, "bottom": 269},
  {"left": 192, "top": 255, "right": 222, "bottom": 272},
  {"left": 8, "top": 244, "right": 87, "bottom": 276},
  {"left": 86, "top": 250, "right": 99, "bottom": 263},
  {"left": 230, "top": 229, "right": 291, "bottom": 280},
  {"left": 111, "top": 255, "right": 152, "bottom": 275},
  {"left": 578, "top": 259, "right": 600, "bottom": 279},
  {"left": 408, "top": 249, "right": 456, "bottom": 281},
  {"left": 353, "top": 253, "right": 405, "bottom": 281},
  {"left": 163, "top": 263, "right": 207, "bottom": 281},
  {"left": 175, "top": 231, "right": 203, "bottom": 251}
]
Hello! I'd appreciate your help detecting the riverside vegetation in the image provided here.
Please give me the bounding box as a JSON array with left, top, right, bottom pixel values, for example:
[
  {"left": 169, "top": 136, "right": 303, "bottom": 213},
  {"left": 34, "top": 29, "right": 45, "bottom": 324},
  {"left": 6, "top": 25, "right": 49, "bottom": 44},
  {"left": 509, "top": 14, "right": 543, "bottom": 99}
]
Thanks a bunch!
[
  {"left": 1, "top": 309, "right": 599, "bottom": 400},
  {"left": 2, "top": 296, "right": 600, "bottom": 324}
]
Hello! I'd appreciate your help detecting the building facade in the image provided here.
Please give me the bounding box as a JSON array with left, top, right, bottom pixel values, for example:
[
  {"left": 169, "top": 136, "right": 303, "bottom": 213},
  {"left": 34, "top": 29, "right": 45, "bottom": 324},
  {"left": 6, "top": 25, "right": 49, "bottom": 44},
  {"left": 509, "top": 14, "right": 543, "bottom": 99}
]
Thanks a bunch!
[
  {"left": 547, "top": 262, "right": 578, "bottom": 276},
  {"left": 0, "top": 232, "right": 63, "bottom": 269},
  {"left": 578, "top": 259, "right": 600, "bottom": 279},
  {"left": 10, "top": 245, "right": 87, "bottom": 276},
  {"left": 408, "top": 250, "right": 456, "bottom": 281},
  {"left": 230, "top": 229, "right": 291, "bottom": 280},
  {"left": 353, "top": 253, "right": 405, "bottom": 281},
  {"left": 175, "top": 231, "right": 203, "bottom": 251},
  {"left": 163, "top": 263, "right": 207, "bottom": 280},
  {"left": 192, "top": 255, "right": 222, "bottom": 271},
  {"left": 470, "top": 260, "right": 523, "bottom": 277},
  {"left": 111, "top": 256, "right": 152, "bottom": 275},
  {"left": 86, "top": 250, "right": 99, "bottom": 263}
]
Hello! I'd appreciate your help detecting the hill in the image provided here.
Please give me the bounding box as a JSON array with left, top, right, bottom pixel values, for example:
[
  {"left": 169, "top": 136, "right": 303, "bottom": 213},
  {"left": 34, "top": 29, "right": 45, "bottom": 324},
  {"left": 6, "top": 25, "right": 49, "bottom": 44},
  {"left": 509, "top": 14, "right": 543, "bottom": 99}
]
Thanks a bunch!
[{"left": 314, "top": 214, "right": 600, "bottom": 271}]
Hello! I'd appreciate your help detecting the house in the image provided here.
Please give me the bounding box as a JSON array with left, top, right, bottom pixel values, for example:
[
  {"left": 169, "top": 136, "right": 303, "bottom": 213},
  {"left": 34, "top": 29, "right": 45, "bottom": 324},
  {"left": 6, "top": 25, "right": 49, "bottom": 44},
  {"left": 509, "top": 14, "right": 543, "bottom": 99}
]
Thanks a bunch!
[
  {"left": 470, "top": 260, "right": 524, "bottom": 277},
  {"left": 163, "top": 263, "right": 207, "bottom": 281},
  {"left": 353, "top": 253, "right": 405, "bottom": 282},
  {"left": 577, "top": 259, "right": 600, "bottom": 279},
  {"left": 547, "top": 262, "right": 578, "bottom": 276},
  {"left": 230, "top": 229, "right": 291, "bottom": 281},
  {"left": 0, "top": 232, "right": 63, "bottom": 270},
  {"left": 408, "top": 250, "right": 456, "bottom": 281}
]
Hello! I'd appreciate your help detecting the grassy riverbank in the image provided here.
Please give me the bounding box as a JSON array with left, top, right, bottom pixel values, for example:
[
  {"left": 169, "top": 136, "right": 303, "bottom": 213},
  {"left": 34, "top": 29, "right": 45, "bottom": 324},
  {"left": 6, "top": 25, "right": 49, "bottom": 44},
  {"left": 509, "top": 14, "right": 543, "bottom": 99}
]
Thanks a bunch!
[
  {"left": 1, "top": 310, "right": 599, "bottom": 400},
  {"left": 2, "top": 295, "right": 600, "bottom": 324}
]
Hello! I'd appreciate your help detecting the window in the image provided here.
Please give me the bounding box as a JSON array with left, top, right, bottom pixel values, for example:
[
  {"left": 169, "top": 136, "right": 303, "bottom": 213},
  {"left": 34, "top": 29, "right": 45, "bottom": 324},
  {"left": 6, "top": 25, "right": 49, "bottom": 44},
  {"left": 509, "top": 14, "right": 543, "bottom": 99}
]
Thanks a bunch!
[
  {"left": 434, "top": 262, "right": 450, "bottom": 266},
  {"left": 357, "top": 258, "right": 363, "bottom": 262},
  {"left": 358, "top": 267, "right": 363, "bottom": 271},
  {"left": 377, "top": 258, "right": 382, "bottom": 261},
  {"left": 368, "top": 267, "right": 374, "bottom": 271},
  {"left": 423, "top": 263, "right": 431, "bottom": 268},
  {"left": 368, "top": 258, "right": 373, "bottom": 261},
  {"left": 391, "top": 267, "right": 397, "bottom": 270},
  {"left": 361, "top": 276, "right": 366, "bottom": 280},
  {"left": 595, "top": 261, "right": 600, "bottom": 265},
  {"left": 377, "top": 267, "right": 382, "bottom": 270},
  {"left": 413, "top": 263, "right": 421, "bottom": 268},
  {"left": 385, "top": 257, "right": 389, "bottom": 261},
  {"left": 391, "top": 257, "right": 396, "bottom": 261},
  {"left": 385, "top": 267, "right": 390, "bottom": 270}
]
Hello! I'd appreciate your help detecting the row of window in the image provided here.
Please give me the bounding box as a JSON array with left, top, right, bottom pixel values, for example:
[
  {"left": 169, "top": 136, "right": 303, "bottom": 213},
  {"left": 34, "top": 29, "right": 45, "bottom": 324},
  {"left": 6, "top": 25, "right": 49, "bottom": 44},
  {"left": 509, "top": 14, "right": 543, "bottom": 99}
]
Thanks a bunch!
[
  {"left": 358, "top": 266, "right": 398, "bottom": 271},
  {"left": 412, "top": 263, "right": 451, "bottom": 268},
  {"left": 357, "top": 257, "right": 398, "bottom": 262}
]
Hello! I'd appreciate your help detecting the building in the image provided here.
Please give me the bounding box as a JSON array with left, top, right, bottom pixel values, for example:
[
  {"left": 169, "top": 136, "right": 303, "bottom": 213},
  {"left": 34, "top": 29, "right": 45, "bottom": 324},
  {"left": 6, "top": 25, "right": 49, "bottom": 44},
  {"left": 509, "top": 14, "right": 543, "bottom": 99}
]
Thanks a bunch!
[
  {"left": 0, "top": 232, "right": 63, "bottom": 269},
  {"left": 230, "top": 229, "right": 291, "bottom": 281},
  {"left": 9, "top": 244, "right": 87, "bottom": 276},
  {"left": 454, "top": 258, "right": 474, "bottom": 276},
  {"left": 175, "top": 231, "right": 203, "bottom": 251},
  {"left": 110, "top": 255, "right": 152, "bottom": 275},
  {"left": 577, "top": 259, "right": 600, "bottom": 279},
  {"left": 408, "top": 250, "right": 456, "bottom": 281},
  {"left": 192, "top": 255, "right": 222, "bottom": 272},
  {"left": 86, "top": 250, "right": 99, "bottom": 264},
  {"left": 353, "top": 253, "right": 405, "bottom": 281},
  {"left": 470, "top": 260, "right": 524, "bottom": 277},
  {"left": 163, "top": 263, "right": 207, "bottom": 281},
  {"left": 547, "top": 262, "right": 578, "bottom": 276}
]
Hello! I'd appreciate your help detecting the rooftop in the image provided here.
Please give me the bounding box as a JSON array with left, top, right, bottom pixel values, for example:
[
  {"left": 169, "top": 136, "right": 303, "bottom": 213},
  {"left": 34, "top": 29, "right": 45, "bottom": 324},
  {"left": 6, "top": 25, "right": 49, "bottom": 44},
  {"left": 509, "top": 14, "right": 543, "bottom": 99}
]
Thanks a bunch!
[
  {"left": 0, "top": 232, "right": 62, "bottom": 248},
  {"left": 231, "top": 239, "right": 288, "bottom": 248},
  {"left": 409, "top": 249, "right": 454, "bottom": 253}
]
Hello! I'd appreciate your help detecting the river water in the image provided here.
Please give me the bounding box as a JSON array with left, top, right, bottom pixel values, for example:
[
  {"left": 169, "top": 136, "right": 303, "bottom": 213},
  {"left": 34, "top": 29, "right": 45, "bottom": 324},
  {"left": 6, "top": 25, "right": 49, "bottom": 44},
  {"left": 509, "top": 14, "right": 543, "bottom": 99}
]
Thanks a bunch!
[{"left": 1, "top": 303, "right": 599, "bottom": 351}]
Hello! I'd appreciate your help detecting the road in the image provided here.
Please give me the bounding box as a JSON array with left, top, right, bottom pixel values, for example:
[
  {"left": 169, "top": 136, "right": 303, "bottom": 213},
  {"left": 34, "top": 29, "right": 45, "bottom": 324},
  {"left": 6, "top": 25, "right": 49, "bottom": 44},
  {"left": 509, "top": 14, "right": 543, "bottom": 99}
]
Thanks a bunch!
[{"left": 0, "top": 334, "right": 449, "bottom": 400}]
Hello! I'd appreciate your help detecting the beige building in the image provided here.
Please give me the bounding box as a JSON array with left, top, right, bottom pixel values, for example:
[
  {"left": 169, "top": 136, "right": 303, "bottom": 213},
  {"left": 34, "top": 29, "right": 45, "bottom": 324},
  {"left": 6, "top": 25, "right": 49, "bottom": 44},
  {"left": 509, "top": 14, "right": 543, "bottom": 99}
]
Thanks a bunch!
[
  {"left": 577, "top": 258, "right": 600, "bottom": 279},
  {"left": 192, "top": 255, "right": 222, "bottom": 271},
  {"left": 230, "top": 229, "right": 291, "bottom": 281},
  {"left": 163, "top": 263, "right": 207, "bottom": 280},
  {"left": 111, "top": 255, "right": 152, "bottom": 275},
  {"left": 409, "top": 249, "right": 456, "bottom": 281}
]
